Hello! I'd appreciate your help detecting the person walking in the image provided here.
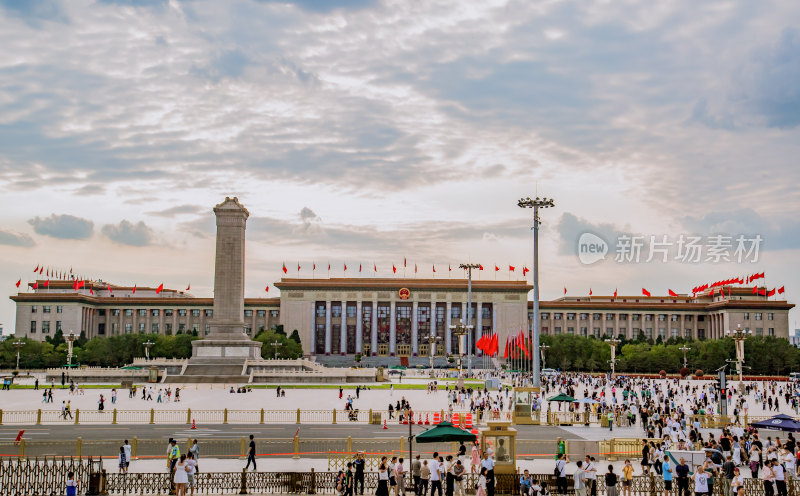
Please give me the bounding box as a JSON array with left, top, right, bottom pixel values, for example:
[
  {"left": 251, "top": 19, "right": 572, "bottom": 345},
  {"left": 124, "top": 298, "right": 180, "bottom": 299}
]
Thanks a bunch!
[
  {"left": 245, "top": 435, "right": 257, "bottom": 471},
  {"left": 762, "top": 460, "right": 775, "bottom": 496},
  {"left": 430, "top": 452, "right": 442, "bottom": 496},
  {"left": 481, "top": 452, "right": 495, "bottom": 496},
  {"left": 118, "top": 446, "right": 127, "bottom": 474},
  {"left": 555, "top": 454, "right": 568, "bottom": 495},
  {"left": 661, "top": 456, "right": 672, "bottom": 496},
  {"left": 419, "top": 460, "right": 430, "bottom": 496},
  {"left": 98, "top": 394, "right": 105, "bottom": 412},
  {"left": 573, "top": 461, "right": 587, "bottom": 496},
  {"left": 453, "top": 460, "right": 465, "bottom": 496},
  {"left": 186, "top": 452, "right": 197, "bottom": 496},
  {"left": 412, "top": 455, "right": 421, "bottom": 496},
  {"left": 123, "top": 440, "right": 132, "bottom": 472},
  {"left": 396, "top": 457, "right": 406, "bottom": 496}
]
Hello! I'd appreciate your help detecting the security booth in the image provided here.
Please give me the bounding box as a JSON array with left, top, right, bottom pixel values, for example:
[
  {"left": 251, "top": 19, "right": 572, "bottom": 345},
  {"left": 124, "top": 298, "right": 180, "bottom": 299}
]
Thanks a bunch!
[
  {"left": 480, "top": 421, "right": 518, "bottom": 494},
  {"left": 512, "top": 387, "right": 541, "bottom": 425}
]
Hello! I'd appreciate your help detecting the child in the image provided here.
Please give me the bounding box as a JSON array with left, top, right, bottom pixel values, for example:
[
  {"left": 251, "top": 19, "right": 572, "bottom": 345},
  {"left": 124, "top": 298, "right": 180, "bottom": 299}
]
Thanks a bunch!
[
  {"left": 476, "top": 467, "right": 487, "bottom": 496},
  {"left": 66, "top": 471, "right": 77, "bottom": 496},
  {"left": 119, "top": 446, "right": 127, "bottom": 473}
]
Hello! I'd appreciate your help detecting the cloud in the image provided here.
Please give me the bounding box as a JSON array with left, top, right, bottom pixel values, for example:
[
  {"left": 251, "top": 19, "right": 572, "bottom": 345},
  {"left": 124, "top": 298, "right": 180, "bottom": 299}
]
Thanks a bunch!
[
  {"left": 28, "top": 214, "right": 94, "bottom": 240},
  {"left": 556, "top": 213, "right": 629, "bottom": 257},
  {"left": 101, "top": 220, "right": 155, "bottom": 246},
  {"left": 0, "top": 0, "right": 69, "bottom": 25},
  {"left": 0, "top": 229, "right": 35, "bottom": 247},
  {"left": 147, "top": 205, "right": 205, "bottom": 217},
  {"left": 254, "top": 0, "right": 378, "bottom": 13},
  {"left": 75, "top": 184, "right": 105, "bottom": 195},
  {"left": 682, "top": 209, "right": 800, "bottom": 251}
]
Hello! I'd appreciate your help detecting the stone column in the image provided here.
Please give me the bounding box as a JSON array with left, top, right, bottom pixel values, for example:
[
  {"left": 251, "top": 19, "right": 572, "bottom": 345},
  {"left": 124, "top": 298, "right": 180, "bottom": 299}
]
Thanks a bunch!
[
  {"left": 325, "top": 301, "right": 332, "bottom": 355},
  {"left": 389, "top": 301, "right": 397, "bottom": 356},
  {"left": 461, "top": 301, "right": 467, "bottom": 353},
  {"left": 445, "top": 302, "right": 452, "bottom": 354},
  {"left": 371, "top": 300, "right": 378, "bottom": 356},
  {"left": 311, "top": 304, "right": 317, "bottom": 354},
  {"left": 356, "top": 301, "right": 363, "bottom": 353},
  {"left": 340, "top": 300, "right": 347, "bottom": 355},
  {"left": 412, "top": 301, "right": 419, "bottom": 356},
  {"left": 430, "top": 301, "right": 437, "bottom": 337},
  {"left": 476, "top": 302, "right": 483, "bottom": 355}
]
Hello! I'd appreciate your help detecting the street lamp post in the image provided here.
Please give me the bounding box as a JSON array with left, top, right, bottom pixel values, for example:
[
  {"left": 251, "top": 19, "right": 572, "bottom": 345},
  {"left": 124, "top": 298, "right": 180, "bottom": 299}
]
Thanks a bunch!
[
  {"left": 65, "top": 331, "right": 77, "bottom": 366},
  {"left": 459, "top": 263, "right": 481, "bottom": 376},
  {"left": 143, "top": 340, "right": 155, "bottom": 360},
  {"left": 518, "top": 196, "right": 555, "bottom": 388},
  {"left": 539, "top": 344, "right": 550, "bottom": 371},
  {"left": 678, "top": 345, "right": 691, "bottom": 370},
  {"left": 13, "top": 340, "right": 25, "bottom": 370},
  {"left": 425, "top": 335, "right": 442, "bottom": 376},
  {"left": 725, "top": 324, "right": 751, "bottom": 384},
  {"left": 605, "top": 338, "right": 621, "bottom": 377},
  {"left": 271, "top": 341, "right": 282, "bottom": 360},
  {"left": 449, "top": 321, "right": 471, "bottom": 377}
]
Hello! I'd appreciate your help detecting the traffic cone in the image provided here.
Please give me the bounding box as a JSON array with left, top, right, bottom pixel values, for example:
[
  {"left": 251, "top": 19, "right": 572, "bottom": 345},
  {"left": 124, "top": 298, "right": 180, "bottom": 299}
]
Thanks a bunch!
[
  {"left": 191, "top": 419, "right": 196, "bottom": 429},
  {"left": 382, "top": 419, "right": 388, "bottom": 430},
  {"left": 425, "top": 414, "right": 430, "bottom": 425}
]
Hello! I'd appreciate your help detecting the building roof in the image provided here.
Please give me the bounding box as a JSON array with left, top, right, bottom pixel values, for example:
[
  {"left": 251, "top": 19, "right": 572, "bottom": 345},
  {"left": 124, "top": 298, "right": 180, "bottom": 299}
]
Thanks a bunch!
[
  {"left": 274, "top": 277, "right": 533, "bottom": 292},
  {"left": 10, "top": 293, "right": 281, "bottom": 307}
]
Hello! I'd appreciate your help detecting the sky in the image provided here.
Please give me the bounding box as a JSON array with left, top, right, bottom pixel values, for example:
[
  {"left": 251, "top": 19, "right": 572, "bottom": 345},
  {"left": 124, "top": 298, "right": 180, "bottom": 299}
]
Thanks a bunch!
[{"left": 1, "top": 0, "right": 799, "bottom": 334}]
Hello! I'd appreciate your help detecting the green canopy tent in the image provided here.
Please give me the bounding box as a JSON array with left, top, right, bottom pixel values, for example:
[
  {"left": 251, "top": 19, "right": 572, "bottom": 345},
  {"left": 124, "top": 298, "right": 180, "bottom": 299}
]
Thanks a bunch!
[
  {"left": 415, "top": 421, "right": 478, "bottom": 443},
  {"left": 547, "top": 393, "right": 576, "bottom": 402}
]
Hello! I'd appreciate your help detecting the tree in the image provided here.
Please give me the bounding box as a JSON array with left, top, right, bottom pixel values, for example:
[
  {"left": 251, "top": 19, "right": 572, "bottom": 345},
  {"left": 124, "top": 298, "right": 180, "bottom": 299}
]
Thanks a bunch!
[
  {"left": 253, "top": 329, "right": 302, "bottom": 359},
  {"left": 289, "top": 329, "right": 301, "bottom": 345}
]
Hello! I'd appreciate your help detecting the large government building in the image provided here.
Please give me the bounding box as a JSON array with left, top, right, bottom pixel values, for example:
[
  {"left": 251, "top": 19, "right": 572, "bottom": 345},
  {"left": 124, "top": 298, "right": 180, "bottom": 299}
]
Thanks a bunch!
[{"left": 11, "top": 278, "right": 794, "bottom": 358}]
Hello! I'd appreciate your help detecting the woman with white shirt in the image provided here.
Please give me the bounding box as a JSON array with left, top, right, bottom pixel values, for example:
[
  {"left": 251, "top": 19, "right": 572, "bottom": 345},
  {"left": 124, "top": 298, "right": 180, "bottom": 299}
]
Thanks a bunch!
[
  {"left": 731, "top": 467, "right": 744, "bottom": 494},
  {"left": 476, "top": 467, "right": 487, "bottom": 496},
  {"left": 377, "top": 457, "right": 390, "bottom": 496}
]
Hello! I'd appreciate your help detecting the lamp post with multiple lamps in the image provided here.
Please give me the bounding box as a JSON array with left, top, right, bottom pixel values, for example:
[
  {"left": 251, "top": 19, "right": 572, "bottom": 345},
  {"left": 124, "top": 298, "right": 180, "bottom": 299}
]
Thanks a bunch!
[
  {"left": 539, "top": 344, "right": 550, "bottom": 371},
  {"left": 13, "top": 340, "right": 25, "bottom": 370},
  {"left": 424, "top": 334, "right": 442, "bottom": 376},
  {"left": 605, "top": 337, "right": 621, "bottom": 377},
  {"left": 518, "top": 196, "right": 555, "bottom": 388},
  {"left": 65, "top": 331, "right": 77, "bottom": 366},
  {"left": 725, "top": 324, "right": 751, "bottom": 384},
  {"left": 459, "top": 263, "right": 481, "bottom": 376},
  {"left": 270, "top": 341, "right": 282, "bottom": 360},
  {"left": 143, "top": 340, "right": 155, "bottom": 360},
  {"left": 448, "top": 321, "right": 471, "bottom": 376},
  {"left": 679, "top": 345, "right": 691, "bottom": 370}
]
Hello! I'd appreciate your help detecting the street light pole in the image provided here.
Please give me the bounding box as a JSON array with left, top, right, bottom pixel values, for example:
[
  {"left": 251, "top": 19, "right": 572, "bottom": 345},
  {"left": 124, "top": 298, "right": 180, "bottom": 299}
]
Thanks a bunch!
[
  {"left": 425, "top": 335, "right": 442, "bottom": 376},
  {"left": 143, "top": 340, "right": 155, "bottom": 360},
  {"left": 678, "top": 345, "right": 691, "bottom": 370},
  {"left": 65, "top": 331, "right": 77, "bottom": 366},
  {"left": 518, "top": 196, "right": 555, "bottom": 388},
  {"left": 459, "top": 263, "right": 481, "bottom": 376},
  {"left": 271, "top": 341, "right": 282, "bottom": 360},
  {"left": 539, "top": 344, "right": 550, "bottom": 371},
  {"left": 449, "top": 321, "right": 471, "bottom": 377},
  {"left": 13, "top": 340, "right": 25, "bottom": 370},
  {"left": 725, "top": 324, "right": 751, "bottom": 384},
  {"left": 605, "top": 338, "right": 621, "bottom": 377}
]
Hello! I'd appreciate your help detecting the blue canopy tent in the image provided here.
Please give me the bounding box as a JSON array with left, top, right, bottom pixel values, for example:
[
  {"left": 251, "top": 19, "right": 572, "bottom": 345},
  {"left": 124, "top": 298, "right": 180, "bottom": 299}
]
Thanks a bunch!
[{"left": 750, "top": 414, "right": 800, "bottom": 432}]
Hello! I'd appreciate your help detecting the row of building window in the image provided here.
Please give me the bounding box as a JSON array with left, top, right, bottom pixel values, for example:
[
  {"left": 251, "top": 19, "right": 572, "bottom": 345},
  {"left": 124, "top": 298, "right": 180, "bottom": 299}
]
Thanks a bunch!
[
  {"left": 29, "top": 306, "right": 279, "bottom": 318},
  {"left": 28, "top": 321, "right": 276, "bottom": 336},
  {"left": 537, "top": 312, "right": 774, "bottom": 321},
  {"left": 315, "top": 303, "right": 491, "bottom": 320},
  {"left": 30, "top": 306, "right": 63, "bottom": 314},
  {"left": 540, "top": 326, "right": 776, "bottom": 338}
]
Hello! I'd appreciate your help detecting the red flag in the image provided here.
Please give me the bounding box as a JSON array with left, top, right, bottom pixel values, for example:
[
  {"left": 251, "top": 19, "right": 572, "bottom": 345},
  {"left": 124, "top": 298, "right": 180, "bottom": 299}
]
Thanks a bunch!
[
  {"left": 43, "top": 280, "right": 49, "bottom": 287},
  {"left": 517, "top": 331, "right": 530, "bottom": 358},
  {"left": 46, "top": 268, "right": 49, "bottom": 277},
  {"left": 522, "top": 266, "right": 529, "bottom": 276},
  {"left": 344, "top": 263, "right": 348, "bottom": 272},
  {"left": 642, "top": 288, "right": 651, "bottom": 297},
  {"left": 589, "top": 288, "right": 592, "bottom": 296},
  {"left": 492, "top": 334, "right": 499, "bottom": 356},
  {"left": 393, "top": 265, "right": 397, "bottom": 274},
  {"left": 432, "top": 265, "right": 436, "bottom": 273},
  {"left": 132, "top": 285, "right": 136, "bottom": 294},
  {"left": 479, "top": 264, "right": 484, "bottom": 271},
  {"left": 33, "top": 264, "right": 39, "bottom": 272},
  {"left": 778, "top": 286, "right": 785, "bottom": 294},
  {"left": 668, "top": 289, "right": 678, "bottom": 297},
  {"left": 509, "top": 265, "right": 515, "bottom": 272},
  {"left": 89, "top": 287, "right": 94, "bottom": 295},
  {"left": 767, "top": 288, "right": 776, "bottom": 297},
  {"left": 752, "top": 286, "right": 758, "bottom": 294},
  {"left": 15, "top": 279, "right": 20, "bottom": 288},
  {"left": 613, "top": 288, "right": 617, "bottom": 298},
  {"left": 503, "top": 336, "right": 509, "bottom": 359},
  {"left": 328, "top": 263, "right": 331, "bottom": 271},
  {"left": 265, "top": 285, "right": 269, "bottom": 292},
  {"left": 476, "top": 335, "right": 487, "bottom": 352},
  {"left": 404, "top": 257, "right": 407, "bottom": 268},
  {"left": 108, "top": 286, "right": 113, "bottom": 294},
  {"left": 359, "top": 264, "right": 362, "bottom": 273},
  {"left": 72, "top": 279, "right": 79, "bottom": 290},
  {"left": 282, "top": 263, "right": 288, "bottom": 274},
  {"left": 155, "top": 283, "right": 163, "bottom": 294},
  {"left": 495, "top": 265, "right": 499, "bottom": 272},
  {"left": 373, "top": 263, "right": 377, "bottom": 272},
  {"left": 709, "top": 289, "right": 715, "bottom": 297},
  {"left": 78, "top": 280, "right": 85, "bottom": 289},
  {"left": 449, "top": 265, "right": 452, "bottom": 272},
  {"left": 32, "top": 282, "right": 38, "bottom": 289},
  {"left": 313, "top": 263, "right": 316, "bottom": 270},
  {"left": 186, "top": 284, "right": 190, "bottom": 291},
  {"left": 564, "top": 287, "right": 567, "bottom": 295},
  {"left": 759, "top": 288, "right": 767, "bottom": 296},
  {"left": 297, "top": 263, "right": 301, "bottom": 271},
  {"left": 39, "top": 267, "right": 43, "bottom": 274}
]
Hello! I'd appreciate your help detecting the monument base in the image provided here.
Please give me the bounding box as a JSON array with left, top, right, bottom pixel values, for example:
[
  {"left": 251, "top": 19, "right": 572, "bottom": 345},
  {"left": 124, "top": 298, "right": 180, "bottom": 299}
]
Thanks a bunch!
[
  {"left": 163, "top": 338, "right": 263, "bottom": 383},
  {"left": 190, "top": 338, "right": 262, "bottom": 359}
]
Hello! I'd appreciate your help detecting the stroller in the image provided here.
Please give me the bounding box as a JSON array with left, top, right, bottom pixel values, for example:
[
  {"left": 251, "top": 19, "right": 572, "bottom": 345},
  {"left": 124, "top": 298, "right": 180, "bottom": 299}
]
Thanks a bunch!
[{"left": 348, "top": 409, "right": 360, "bottom": 422}]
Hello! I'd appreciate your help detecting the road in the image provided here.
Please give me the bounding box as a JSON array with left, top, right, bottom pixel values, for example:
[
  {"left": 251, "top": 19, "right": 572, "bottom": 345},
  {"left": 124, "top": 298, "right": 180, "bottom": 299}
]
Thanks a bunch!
[{"left": 0, "top": 423, "right": 578, "bottom": 442}]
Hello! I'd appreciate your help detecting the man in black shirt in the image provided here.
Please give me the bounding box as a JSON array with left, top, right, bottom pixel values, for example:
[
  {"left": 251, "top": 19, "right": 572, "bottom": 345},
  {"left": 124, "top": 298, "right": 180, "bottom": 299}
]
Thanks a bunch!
[
  {"left": 245, "top": 435, "right": 257, "bottom": 471},
  {"left": 353, "top": 452, "right": 366, "bottom": 494},
  {"left": 721, "top": 455, "right": 735, "bottom": 496},
  {"left": 675, "top": 457, "right": 690, "bottom": 496}
]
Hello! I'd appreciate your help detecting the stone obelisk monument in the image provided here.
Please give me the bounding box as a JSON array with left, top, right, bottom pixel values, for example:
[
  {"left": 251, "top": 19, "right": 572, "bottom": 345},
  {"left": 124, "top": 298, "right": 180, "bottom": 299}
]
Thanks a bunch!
[{"left": 172, "top": 198, "right": 261, "bottom": 382}]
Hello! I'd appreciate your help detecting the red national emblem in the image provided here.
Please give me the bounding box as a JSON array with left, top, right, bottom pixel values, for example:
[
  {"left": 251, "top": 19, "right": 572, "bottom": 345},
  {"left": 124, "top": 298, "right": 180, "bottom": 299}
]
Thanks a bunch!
[{"left": 398, "top": 288, "right": 410, "bottom": 300}]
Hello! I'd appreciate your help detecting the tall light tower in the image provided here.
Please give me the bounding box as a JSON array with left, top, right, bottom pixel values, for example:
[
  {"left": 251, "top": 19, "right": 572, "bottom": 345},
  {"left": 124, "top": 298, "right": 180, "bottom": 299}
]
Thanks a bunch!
[
  {"left": 424, "top": 334, "right": 442, "bottom": 376},
  {"left": 65, "top": 331, "right": 77, "bottom": 366},
  {"left": 678, "top": 345, "right": 691, "bottom": 370},
  {"left": 605, "top": 337, "right": 621, "bottom": 377},
  {"left": 449, "top": 321, "right": 471, "bottom": 377},
  {"left": 143, "top": 340, "right": 155, "bottom": 360},
  {"left": 725, "top": 324, "right": 751, "bottom": 383},
  {"left": 459, "top": 263, "right": 481, "bottom": 375},
  {"left": 518, "top": 196, "right": 555, "bottom": 388},
  {"left": 270, "top": 341, "right": 282, "bottom": 360},
  {"left": 13, "top": 340, "right": 25, "bottom": 370},
  {"left": 539, "top": 344, "right": 550, "bottom": 371}
]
